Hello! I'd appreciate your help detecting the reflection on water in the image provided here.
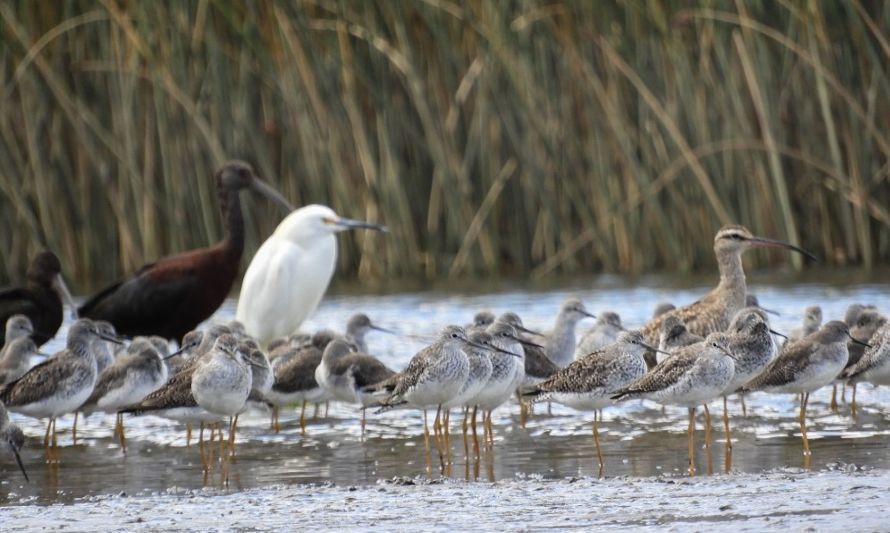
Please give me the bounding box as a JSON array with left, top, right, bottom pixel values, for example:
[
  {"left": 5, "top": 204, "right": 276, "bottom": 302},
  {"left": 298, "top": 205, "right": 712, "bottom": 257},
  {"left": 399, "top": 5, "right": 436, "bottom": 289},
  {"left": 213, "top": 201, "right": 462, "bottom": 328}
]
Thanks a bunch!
[{"left": 1, "top": 277, "right": 889, "bottom": 505}]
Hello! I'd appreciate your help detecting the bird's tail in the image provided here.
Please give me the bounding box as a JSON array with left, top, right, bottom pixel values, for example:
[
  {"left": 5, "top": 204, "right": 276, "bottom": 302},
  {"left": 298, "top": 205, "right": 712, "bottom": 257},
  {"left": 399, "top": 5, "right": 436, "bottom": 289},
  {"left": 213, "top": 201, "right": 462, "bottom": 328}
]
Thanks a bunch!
[{"left": 518, "top": 385, "right": 546, "bottom": 404}]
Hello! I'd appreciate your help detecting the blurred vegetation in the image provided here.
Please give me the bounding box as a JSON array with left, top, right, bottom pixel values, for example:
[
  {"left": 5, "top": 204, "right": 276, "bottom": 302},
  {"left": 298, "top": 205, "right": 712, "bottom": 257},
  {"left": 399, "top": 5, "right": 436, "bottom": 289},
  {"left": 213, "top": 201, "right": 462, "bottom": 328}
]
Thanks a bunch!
[{"left": 0, "top": 0, "right": 888, "bottom": 292}]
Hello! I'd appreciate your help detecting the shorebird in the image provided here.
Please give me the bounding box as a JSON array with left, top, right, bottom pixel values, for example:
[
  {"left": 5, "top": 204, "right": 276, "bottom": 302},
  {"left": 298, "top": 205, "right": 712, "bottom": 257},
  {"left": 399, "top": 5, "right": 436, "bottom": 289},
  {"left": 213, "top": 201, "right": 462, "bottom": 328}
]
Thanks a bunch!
[
  {"left": 81, "top": 341, "right": 168, "bottom": 451},
  {"left": 533, "top": 298, "right": 596, "bottom": 368},
  {"left": 638, "top": 225, "right": 815, "bottom": 366},
  {"left": 473, "top": 322, "right": 526, "bottom": 445},
  {"left": 0, "top": 401, "right": 28, "bottom": 482},
  {"left": 0, "top": 319, "right": 121, "bottom": 456},
  {"left": 0, "top": 251, "right": 76, "bottom": 346},
  {"left": 80, "top": 161, "right": 293, "bottom": 343},
  {"left": 786, "top": 306, "right": 822, "bottom": 346},
  {"left": 843, "top": 310, "right": 887, "bottom": 414},
  {"left": 270, "top": 329, "right": 336, "bottom": 373},
  {"left": 375, "top": 326, "right": 476, "bottom": 468},
  {"left": 720, "top": 308, "right": 780, "bottom": 449},
  {"left": 467, "top": 311, "right": 496, "bottom": 333},
  {"left": 656, "top": 315, "right": 704, "bottom": 362},
  {"left": 266, "top": 333, "right": 333, "bottom": 433},
  {"left": 575, "top": 312, "right": 624, "bottom": 359},
  {"left": 191, "top": 335, "right": 255, "bottom": 462},
  {"left": 523, "top": 330, "right": 659, "bottom": 471},
  {"left": 236, "top": 205, "right": 387, "bottom": 346},
  {"left": 842, "top": 323, "right": 890, "bottom": 395},
  {"left": 1, "top": 315, "right": 34, "bottom": 356},
  {"left": 445, "top": 331, "right": 498, "bottom": 454},
  {"left": 496, "top": 313, "right": 552, "bottom": 387},
  {"left": 342, "top": 314, "right": 393, "bottom": 353},
  {"left": 91, "top": 320, "right": 119, "bottom": 374},
  {"left": 0, "top": 324, "right": 42, "bottom": 386},
  {"left": 612, "top": 333, "right": 737, "bottom": 476},
  {"left": 742, "top": 321, "right": 868, "bottom": 458},
  {"left": 315, "top": 339, "right": 394, "bottom": 433},
  {"left": 652, "top": 302, "right": 676, "bottom": 319},
  {"left": 844, "top": 303, "right": 876, "bottom": 328}
]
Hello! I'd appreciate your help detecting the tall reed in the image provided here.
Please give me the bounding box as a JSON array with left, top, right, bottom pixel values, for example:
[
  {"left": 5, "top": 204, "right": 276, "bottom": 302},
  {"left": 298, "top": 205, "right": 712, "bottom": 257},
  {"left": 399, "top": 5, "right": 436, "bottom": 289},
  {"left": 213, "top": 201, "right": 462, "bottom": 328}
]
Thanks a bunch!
[{"left": 0, "top": 1, "right": 887, "bottom": 291}]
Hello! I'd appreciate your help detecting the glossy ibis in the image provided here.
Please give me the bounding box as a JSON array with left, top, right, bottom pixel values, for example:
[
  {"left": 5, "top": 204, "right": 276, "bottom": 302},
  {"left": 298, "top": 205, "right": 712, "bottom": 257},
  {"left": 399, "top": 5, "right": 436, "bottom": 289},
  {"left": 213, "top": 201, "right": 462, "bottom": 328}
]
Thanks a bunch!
[
  {"left": 235, "top": 204, "right": 387, "bottom": 346},
  {"left": 0, "top": 251, "right": 76, "bottom": 347},
  {"left": 79, "top": 161, "right": 293, "bottom": 343}
]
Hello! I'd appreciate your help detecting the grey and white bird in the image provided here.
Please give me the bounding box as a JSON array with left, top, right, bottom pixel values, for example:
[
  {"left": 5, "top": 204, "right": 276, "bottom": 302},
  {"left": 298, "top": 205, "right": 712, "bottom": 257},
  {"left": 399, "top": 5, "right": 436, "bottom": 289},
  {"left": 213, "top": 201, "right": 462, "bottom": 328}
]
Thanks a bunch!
[
  {"left": 0, "top": 319, "right": 121, "bottom": 451},
  {"left": 612, "top": 333, "right": 737, "bottom": 475},
  {"left": 534, "top": 298, "right": 596, "bottom": 368},
  {"left": 743, "top": 321, "right": 869, "bottom": 457},
  {"left": 523, "top": 330, "right": 658, "bottom": 470},
  {"left": 842, "top": 322, "right": 890, "bottom": 387},
  {"left": 1, "top": 315, "right": 34, "bottom": 357},
  {"left": 785, "top": 305, "right": 822, "bottom": 346},
  {"left": 656, "top": 315, "right": 703, "bottom": 363},
  {"left": 0, "top": 400, "right": 28, "bottom": 482},
  {"left": 575, "top": 311, "right": 624, "bottom": 360},
  {"left": 0, "top": 336, "right": 42, "bottom": 386},
  {"left": 344, "top": 313, "right": 393, "bottom": 353},
  {"left": 316, "top": 339, "right": 394, "bottom": 407}
]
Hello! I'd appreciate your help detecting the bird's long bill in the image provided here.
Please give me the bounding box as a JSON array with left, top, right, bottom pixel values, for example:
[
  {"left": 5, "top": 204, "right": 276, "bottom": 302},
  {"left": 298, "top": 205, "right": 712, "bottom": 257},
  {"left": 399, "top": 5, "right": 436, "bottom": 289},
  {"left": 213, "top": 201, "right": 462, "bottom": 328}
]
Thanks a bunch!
[
  {"left": 98, "top": 332, "right": 125, "bottom": 345},
  {"left": 516, "top": 325, "right": 543, "bottom": 336},
  {"left": 251, "top": 177, "right": 295, "bottom": 213},
  {"left": 848, "top": 333, "right": 872, "bottom": 348},
  {"left": 334, "top": 217, "right": 389, "bottom": 233},
  {"left": 464, "top": 339, "right": 492, "bottom": 351},
  {"left": 163, "top": 344, "right": 189, "bottom": 360},
  {"left": 370, "top": 325, "right": 396, "bottom": 335},
  {"left": 13, "top": 449, "right": 29, "bottom": 483},
  {"left": 748, "top": 236, "right": 818, "bottom": 261},
  {"left": 760, "top": 307, "right": 781, "bottom": 316},
  {"left": 769, "top": 328, "right": 789, "bottom": 340},
  {"left": 642, "top": 341, "right": 671, "bottom": 356},
  {"left": 580, "top": 311, "right": 597, "bottom": 319},
  {"left": 487, "top": 344, "right": 521, "bottom": 358},
  {"left": 52, "top": 274, "right": 79, "bottom": 320},
  {"left": 511, "top": 334, "right": 544, "bottom": 349}
]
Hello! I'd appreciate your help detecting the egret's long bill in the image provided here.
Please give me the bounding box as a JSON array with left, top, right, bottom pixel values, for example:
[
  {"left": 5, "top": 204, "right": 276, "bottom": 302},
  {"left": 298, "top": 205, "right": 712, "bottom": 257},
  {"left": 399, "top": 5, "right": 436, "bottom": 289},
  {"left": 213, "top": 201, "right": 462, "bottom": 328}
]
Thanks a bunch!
[
  {"left": 52, "top": 273, "right": 78, "bottom": 319},
  {"left": 251, "top": 177, "right": 295, "bottom": 213},
  {"left": 324, "top": 216, "right": 389, "bottom": 233}
]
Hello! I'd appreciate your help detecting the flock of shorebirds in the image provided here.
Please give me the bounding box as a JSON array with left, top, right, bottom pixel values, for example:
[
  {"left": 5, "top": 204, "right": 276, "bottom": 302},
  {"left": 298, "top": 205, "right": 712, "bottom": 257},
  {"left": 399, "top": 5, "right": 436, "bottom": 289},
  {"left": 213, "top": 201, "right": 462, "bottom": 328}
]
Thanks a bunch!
[{"left": 1, "top": 225, "right": 889, "bottom": 483}]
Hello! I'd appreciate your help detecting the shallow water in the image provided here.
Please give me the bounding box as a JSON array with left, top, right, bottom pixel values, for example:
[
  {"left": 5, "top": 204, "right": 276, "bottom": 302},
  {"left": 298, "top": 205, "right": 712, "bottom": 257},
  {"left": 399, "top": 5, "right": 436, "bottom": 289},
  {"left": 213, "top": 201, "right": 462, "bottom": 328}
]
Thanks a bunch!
[{"left": 2, "top": 274, "right": 890, "bottom": 528}]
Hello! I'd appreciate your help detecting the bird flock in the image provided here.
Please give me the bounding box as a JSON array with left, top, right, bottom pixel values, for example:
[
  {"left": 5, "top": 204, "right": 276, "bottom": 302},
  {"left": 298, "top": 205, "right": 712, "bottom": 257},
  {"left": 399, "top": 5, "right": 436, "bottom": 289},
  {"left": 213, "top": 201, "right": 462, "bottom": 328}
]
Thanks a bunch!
[{"left": 1, "top": 162, "right": 888, "bottom": 483}]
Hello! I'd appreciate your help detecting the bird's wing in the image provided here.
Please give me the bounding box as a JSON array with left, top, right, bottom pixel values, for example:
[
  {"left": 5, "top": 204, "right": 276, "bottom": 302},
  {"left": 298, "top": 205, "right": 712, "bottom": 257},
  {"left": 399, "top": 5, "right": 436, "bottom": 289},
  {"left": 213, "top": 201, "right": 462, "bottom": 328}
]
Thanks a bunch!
[
  {"left": 78, "top": 256, "right": 197, "bottom": 336},
  {"left": 0, "top": 357, "right": 88, "bottom": 407},
  {"left": 744, "top": 342, "right": 820, "bottom": 390},
  {"left": 615, "top": 354, "right": 697, "bottom": 397},
  {"left": 0, "top": 287, "right": 39, "bottom": 320},
  {"left": 524, "top": 344, "right": 559, "bottom": 378},
  {"left": 343, "top": 356, "right": 395, "bottom": 389},
  {"left": 84, "top": 365, "right": 130, "bottom": 406},
  {"left": 273, "top": 350, "right": 322, "bottom": 393}
]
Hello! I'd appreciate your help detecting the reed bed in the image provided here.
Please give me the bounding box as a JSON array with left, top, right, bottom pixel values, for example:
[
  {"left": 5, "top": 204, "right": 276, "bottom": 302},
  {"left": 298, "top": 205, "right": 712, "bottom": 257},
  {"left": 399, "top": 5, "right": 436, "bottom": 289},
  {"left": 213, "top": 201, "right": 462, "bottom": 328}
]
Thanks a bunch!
[{"left": 0, "top": 0, "right": 887, "bottom": 290}]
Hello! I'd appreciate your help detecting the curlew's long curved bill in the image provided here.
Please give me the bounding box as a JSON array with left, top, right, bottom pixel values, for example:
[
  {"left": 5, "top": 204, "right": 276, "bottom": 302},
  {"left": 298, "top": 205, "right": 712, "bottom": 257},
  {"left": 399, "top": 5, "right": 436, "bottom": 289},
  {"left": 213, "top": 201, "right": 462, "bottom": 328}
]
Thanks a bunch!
[
  {"left": 52, "top": 274, "right": 78, "bottom": 320},
  {"left": 13, "top": 449, "right": 29, "bottom": 483},
  {"left": 251, "top": 177, "right": 295, "bottom": 213},
  {"left": 332, "top": 217, "right": 389, "bottom": 233},
  {"left": 747, "top": 236, "right": 818, "bottom": 262}
]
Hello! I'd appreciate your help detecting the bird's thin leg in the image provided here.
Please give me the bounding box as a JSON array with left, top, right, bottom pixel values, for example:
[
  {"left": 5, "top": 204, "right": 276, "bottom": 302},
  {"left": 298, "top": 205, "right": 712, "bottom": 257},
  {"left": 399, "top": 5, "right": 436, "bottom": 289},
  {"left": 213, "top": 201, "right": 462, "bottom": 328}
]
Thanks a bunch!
[
  {"left": 423, "top": 409, "right": 432, "bottom": 475},
  {"left": 119, "top": 414, "right": 127, "bottom": 454},
  {"left": 722, "top": 396, "right": 732, "bottom": 452},
  {"left": 434, "top": 405, "right": 445, "bottom": 471},
  {"left": 687, "top": 407, "right": 696, "bottom": 476},
  {"left": 841, "top": 382, "right": 847, "bottom": 404},
  {"left": 800, "top": 392, "right": 811, "bottom": 458},
  {"left": 361, "top": 408, "right": 367, "bottom": 439},
  {"left": 300, "top": 401, "right": 307, "bottom": 435},
  {"left": 471, "top": 406, "right": 480, "bottom": 456},
  {"left": 740, "top": 394, "right": 748, "bottom": 418},
  {"left": 702, "top": 404, "right": 712, "bottom": 449},
  {"left": 52, "top": 417, "right": 58, "bottom": 449},
  {"left": 199, "top": 423, "right": 209, "bottom": 472},
  {"left": 462, "top": 407, "right": 470, "bottom": 459},
  {"left": 518, "top": 390, "right": 528, "bottom": 429},
  {"left": 592, "top": 411, "right": 604, "bottom": 475},
  {"left": 324, "top": 401, "right": 329, "bottom": 418},
  {"left": 851, "top": 384, "right": 858, "bottom": 418},
  {"left": 186, "top": 423, "right": 192, "bottom": 447},
  {"left": 229, "top": 415, "right": 239, "bottom": 457},
  {"left": 43, "top": 418, "right": 52, "bottom": 449},
  {"left": 830, "top": 385, "right": 839, "bottom": 414},
  {"left": 72, "top": 412, "right": 78, "bottom": 445}
]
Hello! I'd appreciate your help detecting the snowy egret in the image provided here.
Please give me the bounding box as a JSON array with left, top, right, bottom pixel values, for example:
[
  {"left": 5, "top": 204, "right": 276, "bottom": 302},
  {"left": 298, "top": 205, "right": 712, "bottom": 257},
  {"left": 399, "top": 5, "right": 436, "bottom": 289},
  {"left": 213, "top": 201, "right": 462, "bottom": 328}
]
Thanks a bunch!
[{"left": 236, "top": 204, "right": 386, "bottom": 345}]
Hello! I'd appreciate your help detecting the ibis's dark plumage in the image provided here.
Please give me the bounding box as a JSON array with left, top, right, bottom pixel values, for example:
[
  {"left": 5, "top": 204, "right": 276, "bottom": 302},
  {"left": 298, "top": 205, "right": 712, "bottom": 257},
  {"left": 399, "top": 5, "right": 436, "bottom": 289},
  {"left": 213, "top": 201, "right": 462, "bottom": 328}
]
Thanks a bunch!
[
  {"left": 0, "top": 251, "right": 72, "bottom": 347},
  {"left": 79, "top": 161, "right": 293, "bottom": 343}
]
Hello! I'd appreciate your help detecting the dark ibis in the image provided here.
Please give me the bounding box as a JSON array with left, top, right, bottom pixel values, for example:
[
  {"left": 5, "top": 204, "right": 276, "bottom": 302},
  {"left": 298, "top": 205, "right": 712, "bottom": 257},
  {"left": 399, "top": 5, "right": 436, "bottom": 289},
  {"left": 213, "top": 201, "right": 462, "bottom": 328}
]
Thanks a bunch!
[
  {"left": 0, "top": 251, "right": 76, "bottom": 347},
  {"left": 79, "top": 161, "right": 293, "bottom": 343}
]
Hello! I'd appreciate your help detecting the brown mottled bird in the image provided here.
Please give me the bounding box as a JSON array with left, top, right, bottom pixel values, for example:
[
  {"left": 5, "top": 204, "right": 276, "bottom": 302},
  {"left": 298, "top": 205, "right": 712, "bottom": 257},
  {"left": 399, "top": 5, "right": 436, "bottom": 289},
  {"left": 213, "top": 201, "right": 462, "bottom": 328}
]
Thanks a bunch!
[{"left": 638, "top": 225, "right": 815, "bottom": 367}]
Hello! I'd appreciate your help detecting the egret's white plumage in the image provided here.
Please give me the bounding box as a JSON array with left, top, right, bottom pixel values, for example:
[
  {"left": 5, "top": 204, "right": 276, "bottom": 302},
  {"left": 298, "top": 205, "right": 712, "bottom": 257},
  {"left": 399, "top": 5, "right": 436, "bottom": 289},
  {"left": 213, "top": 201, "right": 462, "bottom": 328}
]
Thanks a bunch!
[{"left": 236, "top": 205, "right": 385, "bottom": 345}]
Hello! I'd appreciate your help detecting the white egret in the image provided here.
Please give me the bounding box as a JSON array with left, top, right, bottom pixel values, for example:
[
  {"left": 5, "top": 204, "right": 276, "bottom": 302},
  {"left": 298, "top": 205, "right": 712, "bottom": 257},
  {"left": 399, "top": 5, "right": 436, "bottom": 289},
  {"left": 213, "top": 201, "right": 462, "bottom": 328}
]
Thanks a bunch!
[{"left": 236, "top": 205, "right": 386, "bottom": 345}]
